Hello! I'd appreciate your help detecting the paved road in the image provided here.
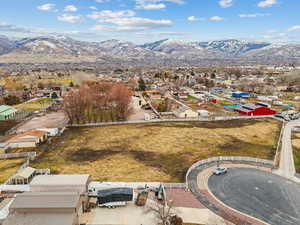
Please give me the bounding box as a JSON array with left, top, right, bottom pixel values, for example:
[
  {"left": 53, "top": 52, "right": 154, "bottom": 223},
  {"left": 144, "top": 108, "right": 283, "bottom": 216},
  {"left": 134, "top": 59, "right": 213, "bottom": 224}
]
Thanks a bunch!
[
  {"left": 276, "top": 119, "right": 300, "bottom": 180},
  {"left": 208, "top": 168, "right": 300, "bottom": 225}
]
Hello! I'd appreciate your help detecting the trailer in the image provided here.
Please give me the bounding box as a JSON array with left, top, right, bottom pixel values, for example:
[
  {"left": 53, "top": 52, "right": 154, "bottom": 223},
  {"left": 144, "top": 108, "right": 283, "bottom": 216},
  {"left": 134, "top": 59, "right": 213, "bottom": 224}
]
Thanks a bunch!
[{"left": 97, "top": 188, "right": 134, "bottom": 208}]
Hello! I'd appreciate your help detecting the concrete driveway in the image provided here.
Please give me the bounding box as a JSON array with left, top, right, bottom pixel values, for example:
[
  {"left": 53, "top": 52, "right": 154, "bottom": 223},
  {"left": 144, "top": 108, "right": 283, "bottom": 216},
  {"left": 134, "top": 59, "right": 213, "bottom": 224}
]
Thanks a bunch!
[
  {"left": 86, "top": 202, "right": 157, "bottom": 225},
  {"left": 208, "top": 168, "right": 300, "bottom": 225},
  {"left": 276, "top": 119, "right": 300, "bottom": 180}
]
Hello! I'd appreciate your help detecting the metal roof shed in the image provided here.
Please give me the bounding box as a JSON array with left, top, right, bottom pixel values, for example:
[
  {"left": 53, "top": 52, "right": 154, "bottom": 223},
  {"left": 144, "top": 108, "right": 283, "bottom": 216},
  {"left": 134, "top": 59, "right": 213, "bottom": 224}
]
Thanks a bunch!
[
  {"left": 30, "top": 174, "right": 91, "bottom": 194},
  {"left": 0, "top": 105, "right": 17, "bottom": 120},
  {"left": 4, "top": 192, "right": 81, "bottom": 225},
  {"left": 10, "top": 167, "right": 36, "bottom": 185}
]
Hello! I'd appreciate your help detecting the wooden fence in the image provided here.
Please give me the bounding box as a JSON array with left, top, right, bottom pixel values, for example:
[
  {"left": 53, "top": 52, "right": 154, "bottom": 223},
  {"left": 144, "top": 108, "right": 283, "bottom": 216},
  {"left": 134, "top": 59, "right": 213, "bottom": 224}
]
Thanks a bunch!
[{"left": 0, "top": 152, "right": 36, "bottom": 159}]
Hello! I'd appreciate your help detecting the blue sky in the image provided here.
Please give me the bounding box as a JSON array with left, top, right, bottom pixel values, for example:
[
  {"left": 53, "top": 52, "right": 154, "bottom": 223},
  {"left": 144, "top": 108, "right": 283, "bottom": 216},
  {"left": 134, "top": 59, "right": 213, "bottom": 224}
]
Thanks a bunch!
[{"left": 0, "top": 0, "right": 300, "bottom": 43}]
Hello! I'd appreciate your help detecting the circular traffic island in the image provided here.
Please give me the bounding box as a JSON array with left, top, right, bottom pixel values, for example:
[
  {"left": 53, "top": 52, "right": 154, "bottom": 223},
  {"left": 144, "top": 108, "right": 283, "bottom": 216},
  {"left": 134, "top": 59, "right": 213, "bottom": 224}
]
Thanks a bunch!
[{"left": 208, "top": 168, "right": 300, "bottom": 225}]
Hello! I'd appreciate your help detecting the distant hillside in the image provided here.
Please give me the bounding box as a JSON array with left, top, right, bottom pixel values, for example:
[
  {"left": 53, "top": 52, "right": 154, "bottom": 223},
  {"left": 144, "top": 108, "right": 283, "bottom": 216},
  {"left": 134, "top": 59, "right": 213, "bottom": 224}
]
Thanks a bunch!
[{"left": 0, "top": 35, "right": 299, "bottom": 65}]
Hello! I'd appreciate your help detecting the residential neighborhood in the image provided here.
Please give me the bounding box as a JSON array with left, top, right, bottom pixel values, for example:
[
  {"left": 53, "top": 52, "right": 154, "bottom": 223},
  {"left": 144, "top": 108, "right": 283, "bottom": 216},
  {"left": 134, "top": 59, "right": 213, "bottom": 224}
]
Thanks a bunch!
[{"left": 1, "top": 0, "right": 300, "bottom": 225}]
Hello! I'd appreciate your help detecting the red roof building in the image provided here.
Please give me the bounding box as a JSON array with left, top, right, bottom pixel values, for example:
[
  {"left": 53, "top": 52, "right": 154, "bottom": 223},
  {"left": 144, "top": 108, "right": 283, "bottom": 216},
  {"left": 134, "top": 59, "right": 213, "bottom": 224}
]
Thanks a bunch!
[{"left": 235, "top": 103, "right": 277, "bottom": 116}]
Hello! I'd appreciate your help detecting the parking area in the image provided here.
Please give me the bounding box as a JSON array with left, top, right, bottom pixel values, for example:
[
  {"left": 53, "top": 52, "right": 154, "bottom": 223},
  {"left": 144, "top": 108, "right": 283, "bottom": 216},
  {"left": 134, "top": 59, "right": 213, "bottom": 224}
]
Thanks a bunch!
[
  {"left": 83, "top": 202, "right": 157, "bottom": 225},
  {"left": 208, "top": 168, "right": 300, "bottom": 225}
]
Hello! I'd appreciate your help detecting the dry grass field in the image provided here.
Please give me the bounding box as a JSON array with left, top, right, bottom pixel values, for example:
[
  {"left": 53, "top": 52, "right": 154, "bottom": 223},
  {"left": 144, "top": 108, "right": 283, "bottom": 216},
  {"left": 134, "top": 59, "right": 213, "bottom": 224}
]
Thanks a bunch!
[
  {"left": 0, "top": 159, "right": 24, "bottom": 183},
  {"left": 32, "top": 118, "right": 281, "bottom": 182},
  {"left": 293, "top": 132, "right": 300, "bottom": 173}
]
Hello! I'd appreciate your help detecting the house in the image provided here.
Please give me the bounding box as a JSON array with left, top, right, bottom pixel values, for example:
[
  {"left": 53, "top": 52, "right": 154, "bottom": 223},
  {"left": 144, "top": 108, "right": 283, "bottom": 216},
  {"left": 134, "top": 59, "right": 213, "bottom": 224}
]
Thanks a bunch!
[
  {"left": 197, "top": 110, "right": 209, "bottom": 117},
  {"left": 0, "top": 106, "right": 17, "bottom": 121},
  {"left": 235, "top": 103, "right": 277, "bottom": 116},
  {"left": 174, "top": 107, "right": 198, "bottom": 118},
  {"left": 37, "top": 128, "right": 59, "bottom": 137},
  {"left": 145, "top": 90, "right": 162, "bottom": 100},
  {"left": 178, "top": 93, "right": 188, "bottom": 100},
  {"left": 3, "top": 192, "right": 83, "bottom": 225},
  {"left": 30, "top": 174, "right": 91, "bottom": 194},
  {"left": 7, "top": 130, "right": 49, "bottom": 148},
  {"left": 232, "top": 92, "right": 250, "bottom": 98}
]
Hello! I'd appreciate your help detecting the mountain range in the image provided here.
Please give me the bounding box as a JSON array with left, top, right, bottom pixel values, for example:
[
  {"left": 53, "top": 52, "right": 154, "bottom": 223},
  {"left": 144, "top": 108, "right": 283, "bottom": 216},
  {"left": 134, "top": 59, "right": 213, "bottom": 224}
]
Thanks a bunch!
[{"left": 0, "top": 35, "right": 299, "bottom": 65}]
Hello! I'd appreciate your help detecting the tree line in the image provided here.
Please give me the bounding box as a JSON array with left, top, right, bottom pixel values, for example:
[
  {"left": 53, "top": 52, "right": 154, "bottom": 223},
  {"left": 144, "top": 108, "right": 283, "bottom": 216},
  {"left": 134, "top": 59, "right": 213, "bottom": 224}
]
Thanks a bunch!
[{"left": 63, "top": 81, "right": 133, "bottom": 124}]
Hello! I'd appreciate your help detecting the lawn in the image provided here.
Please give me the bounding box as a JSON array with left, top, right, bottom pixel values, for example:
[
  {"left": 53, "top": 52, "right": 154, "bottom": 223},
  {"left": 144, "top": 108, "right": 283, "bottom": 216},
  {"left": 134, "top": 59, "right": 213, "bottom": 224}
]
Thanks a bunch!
[
  {"left": 15, "top": 97, "right": 53, "bottom": 112},
  {"left": 32, "top": 118, "right": 281, "bottom": 182},
  {"left": 0, "top": 158, "right": 24, "bottom": 183},
  {"left": 292, "top": 132, "right": 300, "bottom": 173}
]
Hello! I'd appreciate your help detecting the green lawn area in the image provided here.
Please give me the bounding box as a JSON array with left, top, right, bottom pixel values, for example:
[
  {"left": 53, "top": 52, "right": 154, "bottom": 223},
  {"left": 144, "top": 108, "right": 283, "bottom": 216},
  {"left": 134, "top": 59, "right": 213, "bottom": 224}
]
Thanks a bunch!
[{"left": 32, "top": 118, "right": 281, "bottom": 182}]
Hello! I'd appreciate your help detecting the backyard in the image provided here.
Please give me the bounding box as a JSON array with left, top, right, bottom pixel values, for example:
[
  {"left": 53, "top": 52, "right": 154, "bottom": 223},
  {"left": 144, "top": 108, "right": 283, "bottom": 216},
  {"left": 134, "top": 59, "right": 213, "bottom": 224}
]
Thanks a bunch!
[{"left": 31, "top": 118, "right": 281, "bottom": 182}]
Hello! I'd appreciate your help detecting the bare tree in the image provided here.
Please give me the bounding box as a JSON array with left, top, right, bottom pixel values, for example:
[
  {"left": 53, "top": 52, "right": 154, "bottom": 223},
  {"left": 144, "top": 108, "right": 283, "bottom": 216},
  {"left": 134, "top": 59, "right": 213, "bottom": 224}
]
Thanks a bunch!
[
  {"left": 147, "top": 200, "right": 182, "bottom": 225},
  {"left": 63, "top": 82, "right": 133, "bottom": 124}
]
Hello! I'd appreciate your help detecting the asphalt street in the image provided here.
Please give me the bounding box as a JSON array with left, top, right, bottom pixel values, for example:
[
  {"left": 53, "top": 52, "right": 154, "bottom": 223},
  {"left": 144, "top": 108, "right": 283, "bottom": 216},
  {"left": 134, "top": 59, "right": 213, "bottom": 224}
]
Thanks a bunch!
[{"left": 208, "top": 168, "right": 300, "bottom": 225}]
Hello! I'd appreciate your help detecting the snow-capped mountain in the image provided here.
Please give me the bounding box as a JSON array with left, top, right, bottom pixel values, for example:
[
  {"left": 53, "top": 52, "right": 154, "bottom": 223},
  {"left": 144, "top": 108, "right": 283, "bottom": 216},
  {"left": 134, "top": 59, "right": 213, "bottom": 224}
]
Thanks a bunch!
[
  {"left": 242, "top": 43, "right": 300, "bottom": 58},
  {"left": 12, "top": 36, "right": 100, "bottom": 57},
  {"left": 140, "top": 39, "right": 217, "bottom": 60},
  {"left": 98, "top": 39, "right": 164, "bottom": 59},
  {"left": 196, "top": 39, "right": 271, "bottom": 55},
  {"left": 0, "top": 35, "right": 16, "bottom": 55},
  {"left": 0, "top": 35, "right": 299, "bottom": 65}
]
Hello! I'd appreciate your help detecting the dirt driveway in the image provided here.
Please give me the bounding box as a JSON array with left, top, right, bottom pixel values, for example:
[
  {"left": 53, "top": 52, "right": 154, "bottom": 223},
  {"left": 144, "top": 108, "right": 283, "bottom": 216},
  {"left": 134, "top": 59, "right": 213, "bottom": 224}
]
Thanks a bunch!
[{"left": 17, "top": 111, "right": 68, "bottom": 131}]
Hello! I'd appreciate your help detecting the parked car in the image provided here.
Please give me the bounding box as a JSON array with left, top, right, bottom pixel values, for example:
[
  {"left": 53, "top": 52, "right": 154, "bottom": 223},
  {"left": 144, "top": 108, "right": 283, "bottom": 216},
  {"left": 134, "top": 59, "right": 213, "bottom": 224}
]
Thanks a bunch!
[{"left": 213, "top": 167, "right": 228, "bottom": 175}]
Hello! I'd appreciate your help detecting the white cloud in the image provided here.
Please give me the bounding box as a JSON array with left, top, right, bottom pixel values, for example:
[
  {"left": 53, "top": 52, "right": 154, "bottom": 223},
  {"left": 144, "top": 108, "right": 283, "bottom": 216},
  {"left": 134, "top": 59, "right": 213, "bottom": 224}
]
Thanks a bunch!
[
  {"left": 0, "top": 22, "right": 36, "bottom": 33},
  {"left": 261, "top": 32, "right": 287, "bottom": 39},
  {"left": 239, "top": 13, "right": 271, "bottom": 18},
  {"left": 287, "top": 25, "right": 300, "bottom": 32},
  {"left": 136, "top": 0, "right": 184, "bottom": 4},
  {"left": 258, "top": 0, "right": 277, "bottom": 8},
  {"left": 57, "top": 14, "right": 83, "bottom": 23},
  {"left": 187, "top": 16, "right": 199, "bottom": 21},
  {"left": 136, "top": 3, "right": 166, "bottom": 10},
  {"left": 94, "top": 0, "right": 110, "bottom": 3},
  {"left": 266, "top": 29, "right": 277, "bottom": 33},
  {"left": 210, "top": 16, "right": 224, "bottom": 21},
  {"left": 90, "top": 6, "right": 97, "bottom": 10},
  {"left": 88, "top": 10, "right": 136, "bottom": 20},
  {"left": 64, "top": 5, "right": 78, "bottom": 12},
  {"left": 219, "top": 0, "right": 233, "bottom": 8},
  {"left": 135, "top": 0, "right": 185, "bottom": 10},
  {"left": 91, "top": 17, "right": 172, "bottom": 31},
  {"left": 37, "top": 3, "right": 56, "bottom": 12}
]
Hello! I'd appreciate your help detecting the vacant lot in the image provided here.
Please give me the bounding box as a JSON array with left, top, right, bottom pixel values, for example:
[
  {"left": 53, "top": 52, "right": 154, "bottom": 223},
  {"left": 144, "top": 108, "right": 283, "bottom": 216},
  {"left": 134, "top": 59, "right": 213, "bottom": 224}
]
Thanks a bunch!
[
  {"left": 293, "top": 132, "right": 300, "bottom": 173},
  {"left": 0, "top": 159, "right": 24, "bottom": 183},
  {"left": 32, "top": 118, "right": 280, "bottom": 182}
]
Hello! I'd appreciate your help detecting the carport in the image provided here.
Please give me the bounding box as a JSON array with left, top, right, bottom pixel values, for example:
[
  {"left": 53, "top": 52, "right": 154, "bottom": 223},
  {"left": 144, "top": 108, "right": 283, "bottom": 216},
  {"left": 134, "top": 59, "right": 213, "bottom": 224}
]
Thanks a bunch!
[{"left": 9, "top": 167, "right": 36, "bottom": 185}]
